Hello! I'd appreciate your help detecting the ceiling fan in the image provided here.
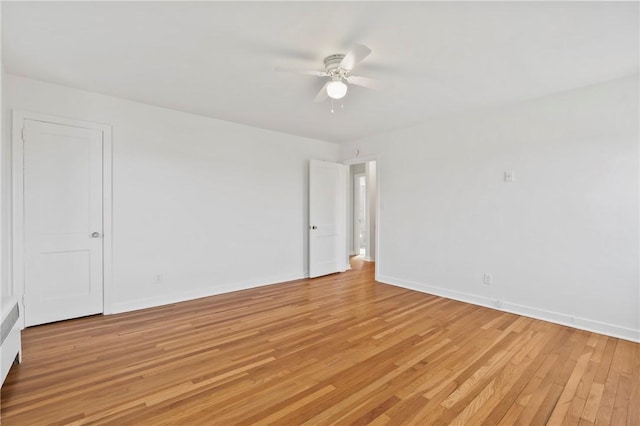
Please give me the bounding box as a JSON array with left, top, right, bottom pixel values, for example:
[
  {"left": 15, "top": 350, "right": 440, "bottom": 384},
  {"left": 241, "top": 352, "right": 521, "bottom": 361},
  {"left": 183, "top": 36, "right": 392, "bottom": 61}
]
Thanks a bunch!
[{"left": 277, "top": 44, "right": 382, "bottom": 103}]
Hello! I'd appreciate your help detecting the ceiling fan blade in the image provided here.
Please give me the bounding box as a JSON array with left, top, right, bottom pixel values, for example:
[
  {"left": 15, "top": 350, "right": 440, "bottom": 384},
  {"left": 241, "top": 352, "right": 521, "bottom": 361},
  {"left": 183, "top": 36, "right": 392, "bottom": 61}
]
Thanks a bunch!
[
  {"left": 340, "top": 44, "right": 372, "bottom": 71},
  {"left": 314, "top": 82, "right": 330, "bottom": 103},
  {"left": 275, "top": 67, "right": 328, "bottom": 77},
  {"left": 346, "top": 75, "right": 383, "bottom": 90}
]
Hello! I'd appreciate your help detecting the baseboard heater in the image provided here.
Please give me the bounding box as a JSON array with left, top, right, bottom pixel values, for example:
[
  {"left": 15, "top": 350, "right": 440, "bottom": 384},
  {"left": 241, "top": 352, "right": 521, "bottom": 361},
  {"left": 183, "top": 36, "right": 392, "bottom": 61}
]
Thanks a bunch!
[{"left": 1, "top": 297, "right": 22, "bottom": 387}]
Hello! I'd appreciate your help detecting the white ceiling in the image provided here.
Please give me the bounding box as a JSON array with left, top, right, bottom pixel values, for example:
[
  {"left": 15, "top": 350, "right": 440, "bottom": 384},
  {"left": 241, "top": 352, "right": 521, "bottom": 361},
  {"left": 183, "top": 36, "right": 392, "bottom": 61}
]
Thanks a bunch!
[{"left": 3, "top": 2, "right": 638, "bottom": 143}]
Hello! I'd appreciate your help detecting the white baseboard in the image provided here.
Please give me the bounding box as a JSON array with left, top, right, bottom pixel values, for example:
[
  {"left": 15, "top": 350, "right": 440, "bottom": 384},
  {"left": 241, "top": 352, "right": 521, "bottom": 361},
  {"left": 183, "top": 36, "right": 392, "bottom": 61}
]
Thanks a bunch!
[
  {"left": 110, "top": 272, "right": 306, "bottom": 314},
  {"left": 376, "top": 274, "right": 640, "bottom": 343}
]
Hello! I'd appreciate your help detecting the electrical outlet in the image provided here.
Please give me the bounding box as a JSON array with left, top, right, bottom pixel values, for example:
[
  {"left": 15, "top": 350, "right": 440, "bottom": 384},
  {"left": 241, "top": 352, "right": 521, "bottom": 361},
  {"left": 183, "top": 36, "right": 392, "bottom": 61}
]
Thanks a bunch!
[
  {"left": 504, "top": 170, "right": 515, "bottom": 183},
  {"left": 154, "top": 274, "right": 162, "bottom": 284},
  {"left": 483, "top": 273, "right": 493, "bottom": 285}
]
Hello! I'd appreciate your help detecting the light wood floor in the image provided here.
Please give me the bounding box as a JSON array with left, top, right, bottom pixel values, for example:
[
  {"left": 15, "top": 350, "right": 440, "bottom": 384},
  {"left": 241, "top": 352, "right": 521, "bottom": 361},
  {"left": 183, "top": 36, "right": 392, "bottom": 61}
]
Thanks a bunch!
[{"left": 2, "top": 258, "right": 638, "bottom": 425}]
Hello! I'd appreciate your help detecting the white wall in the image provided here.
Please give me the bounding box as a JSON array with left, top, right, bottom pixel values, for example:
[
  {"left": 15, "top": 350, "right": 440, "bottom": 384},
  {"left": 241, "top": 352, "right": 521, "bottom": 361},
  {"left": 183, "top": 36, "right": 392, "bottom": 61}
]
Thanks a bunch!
[
  {"left": 3, "top": 74, "right": 340, "bottom": 313},
  {"left": 0, "top": 4, "right": 7, "bottom": 306},
  {"left": 365, "top": 161, "right": 377, "bottom": 262},
  {"left": 341, "top": 75, "right": 640, "bottom": 342},
  {"left": 0, "top": 66, "right": 8, "bottom": 306},
  {"left": 4, "top": 73, "right": 638, "bottom": 341}
]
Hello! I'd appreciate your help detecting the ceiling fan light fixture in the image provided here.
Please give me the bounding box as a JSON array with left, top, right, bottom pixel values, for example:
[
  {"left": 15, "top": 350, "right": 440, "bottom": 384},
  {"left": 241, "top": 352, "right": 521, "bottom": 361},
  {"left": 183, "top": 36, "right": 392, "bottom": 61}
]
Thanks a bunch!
[{"left": 326, "top": 80, "right": 348, "bottom": 99}]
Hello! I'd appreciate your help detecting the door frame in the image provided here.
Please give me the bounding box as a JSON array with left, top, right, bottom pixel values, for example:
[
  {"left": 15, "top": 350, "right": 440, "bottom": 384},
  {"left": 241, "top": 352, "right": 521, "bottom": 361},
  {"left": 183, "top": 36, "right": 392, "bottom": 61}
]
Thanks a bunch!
[
  {"left": 12, "top": 110, "right": 113, "bottom": 327},
  {"left": 343, "top": 154, "right": 380, "bottom": 280}
]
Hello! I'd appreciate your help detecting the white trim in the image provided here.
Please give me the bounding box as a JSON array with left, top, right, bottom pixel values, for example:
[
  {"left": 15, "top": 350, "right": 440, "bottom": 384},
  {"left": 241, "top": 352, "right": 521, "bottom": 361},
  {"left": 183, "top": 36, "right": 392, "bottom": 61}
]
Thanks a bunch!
[
  {"left": 11, "top": 110, "right": 114, "bottom": 325},
  {"left": 343, "top": 154, "right": 378, "bottom": 166},
  {"left": 377, "top": 274, "right": 640, "bottom": 343},
  {"left": 11, "top": 113, "right": 24, "bottom": 323},
  {"left": 375, "top": 158, "right": 380, "bottom": 279},
  {"left": 340, "top": 164, "right": 348, "bottom": 273},
  {"left": 111, "top": 272, "right": 306, "bottom": 314},
  {"left": 102, "top": 126, "right": 113, "bottom": 314}
]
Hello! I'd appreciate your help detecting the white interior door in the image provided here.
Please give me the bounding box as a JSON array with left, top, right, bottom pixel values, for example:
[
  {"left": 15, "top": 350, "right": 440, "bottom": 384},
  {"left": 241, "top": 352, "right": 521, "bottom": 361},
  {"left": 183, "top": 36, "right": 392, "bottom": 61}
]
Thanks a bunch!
[
  {"left": 309, "top": 160, "right": 346, "bottom": 278},
  {"left": 22, "top": 119, "right": 104, "bottom": 326}
]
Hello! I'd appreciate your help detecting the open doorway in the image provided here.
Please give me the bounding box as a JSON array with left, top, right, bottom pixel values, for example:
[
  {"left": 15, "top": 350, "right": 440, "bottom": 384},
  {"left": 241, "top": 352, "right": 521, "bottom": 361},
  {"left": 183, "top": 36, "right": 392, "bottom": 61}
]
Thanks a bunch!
[
  {"left": 348, "top": 161, "right": 377, "bottom": 263},
  {"left": 353, "top": 172, "right": 367, "bottom": 256}
]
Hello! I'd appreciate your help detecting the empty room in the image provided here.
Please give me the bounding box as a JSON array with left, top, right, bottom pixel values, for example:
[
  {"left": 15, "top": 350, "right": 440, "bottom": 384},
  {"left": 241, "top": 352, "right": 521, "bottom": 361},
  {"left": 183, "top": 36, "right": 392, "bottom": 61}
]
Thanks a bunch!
[{"left": 0, "top": 1, "right": 638, "bottom": 425}]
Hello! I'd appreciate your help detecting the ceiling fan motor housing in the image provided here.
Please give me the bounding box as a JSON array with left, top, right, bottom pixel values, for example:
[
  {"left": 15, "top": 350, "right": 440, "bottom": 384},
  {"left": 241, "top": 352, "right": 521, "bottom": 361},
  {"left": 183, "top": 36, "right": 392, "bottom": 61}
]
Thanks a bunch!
[{"left": 324, "top": 54, "right": 346, "bottom": 77}]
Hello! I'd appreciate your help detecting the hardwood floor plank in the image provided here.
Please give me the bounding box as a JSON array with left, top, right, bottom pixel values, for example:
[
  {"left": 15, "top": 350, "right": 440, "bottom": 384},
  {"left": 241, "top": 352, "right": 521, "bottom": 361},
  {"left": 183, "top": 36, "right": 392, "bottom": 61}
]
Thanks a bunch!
[
  {"left": 1, "top": 257, "right": 638, "bottom": 425},
  {"left": 547, "top": 349, "right": 594, "bottom": 424}
]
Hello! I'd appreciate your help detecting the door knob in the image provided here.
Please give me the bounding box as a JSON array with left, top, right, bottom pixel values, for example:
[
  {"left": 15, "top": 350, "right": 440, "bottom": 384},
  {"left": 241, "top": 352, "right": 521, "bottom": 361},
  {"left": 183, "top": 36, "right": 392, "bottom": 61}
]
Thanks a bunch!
[{"left": 91, "top": 232, "right": 100, "bottom": 238}]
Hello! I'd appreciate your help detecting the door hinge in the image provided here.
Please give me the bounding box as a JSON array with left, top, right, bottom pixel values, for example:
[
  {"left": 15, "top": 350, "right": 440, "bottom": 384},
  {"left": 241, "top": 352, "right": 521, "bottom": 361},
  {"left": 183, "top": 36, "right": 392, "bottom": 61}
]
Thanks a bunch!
[{"left": 21, "top": 127, "right": 25, "bottom": 142}]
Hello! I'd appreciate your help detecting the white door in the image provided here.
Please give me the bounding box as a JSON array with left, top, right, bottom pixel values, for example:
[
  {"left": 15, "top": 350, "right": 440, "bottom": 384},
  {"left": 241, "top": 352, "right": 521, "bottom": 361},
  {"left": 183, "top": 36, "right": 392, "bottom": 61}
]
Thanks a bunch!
[
  {"left": 22, "top": 119, "right": 104, "bottom": 326},
  {"left": 309, "top": 160, "right": 346, "bottom": 278}
]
